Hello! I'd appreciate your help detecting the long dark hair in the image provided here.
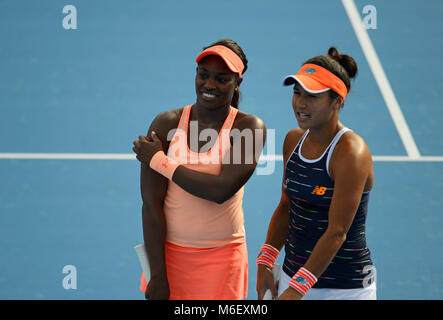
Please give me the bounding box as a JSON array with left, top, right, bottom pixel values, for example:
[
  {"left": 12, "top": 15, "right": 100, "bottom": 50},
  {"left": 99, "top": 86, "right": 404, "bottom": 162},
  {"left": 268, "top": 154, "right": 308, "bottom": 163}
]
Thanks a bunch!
[{"left": 202, "top": 39, "right": 248, "bottom": 109}]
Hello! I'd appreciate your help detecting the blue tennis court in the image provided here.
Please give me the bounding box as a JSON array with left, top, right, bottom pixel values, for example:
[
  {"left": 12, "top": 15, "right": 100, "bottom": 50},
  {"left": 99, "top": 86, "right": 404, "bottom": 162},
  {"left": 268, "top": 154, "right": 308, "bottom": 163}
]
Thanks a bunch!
[{"left": 1, "top": 0, "right": 442, "bottom": 299}]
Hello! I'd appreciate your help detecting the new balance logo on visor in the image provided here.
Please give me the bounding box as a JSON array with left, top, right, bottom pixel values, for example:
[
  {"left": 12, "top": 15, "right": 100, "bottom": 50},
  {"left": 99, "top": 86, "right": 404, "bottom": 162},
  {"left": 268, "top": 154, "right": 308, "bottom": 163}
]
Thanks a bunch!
[
  {"left": 311, "top": 186, "right": 327, "bottom": 195},
  {"left": 304, "top": 68, "right": 316, "bottom": 74}
]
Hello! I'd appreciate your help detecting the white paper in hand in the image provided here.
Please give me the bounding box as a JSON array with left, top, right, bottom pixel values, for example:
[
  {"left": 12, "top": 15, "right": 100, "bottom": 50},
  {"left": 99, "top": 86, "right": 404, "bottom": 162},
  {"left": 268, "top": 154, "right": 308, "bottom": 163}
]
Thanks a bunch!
[
  {"left": 134, "top": 243, "right": 150, "bottom": 282},
  {"left": 263, "top": 263, "right": 281, "bottom": 300}
]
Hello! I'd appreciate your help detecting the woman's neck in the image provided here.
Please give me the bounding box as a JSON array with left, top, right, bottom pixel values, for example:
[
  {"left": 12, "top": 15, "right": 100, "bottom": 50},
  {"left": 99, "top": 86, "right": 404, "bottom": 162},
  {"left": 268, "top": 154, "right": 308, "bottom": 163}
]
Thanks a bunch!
[
  {"left": 192, "top": 103, "right": 231, "bottom": 125},
  {"left": 306, "top": 120, "right": 344, "bottom": 146}
]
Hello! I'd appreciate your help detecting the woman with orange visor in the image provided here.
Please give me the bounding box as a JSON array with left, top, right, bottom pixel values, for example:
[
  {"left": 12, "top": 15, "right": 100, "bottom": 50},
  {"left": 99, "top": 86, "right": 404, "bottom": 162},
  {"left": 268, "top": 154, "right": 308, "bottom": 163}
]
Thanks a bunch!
[
  {"left": 256, "top": 47, "right": 376, "bottom": 300},
  {"left": 132, "top": 39, "right": 266, "bottom": 300}
]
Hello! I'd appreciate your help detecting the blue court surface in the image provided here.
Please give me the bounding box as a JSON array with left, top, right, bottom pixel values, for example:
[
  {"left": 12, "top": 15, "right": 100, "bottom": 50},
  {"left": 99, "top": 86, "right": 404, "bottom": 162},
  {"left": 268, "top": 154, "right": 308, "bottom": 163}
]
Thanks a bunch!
[{"left": 1, "top": 0, "right": 442, "bottom": 300}]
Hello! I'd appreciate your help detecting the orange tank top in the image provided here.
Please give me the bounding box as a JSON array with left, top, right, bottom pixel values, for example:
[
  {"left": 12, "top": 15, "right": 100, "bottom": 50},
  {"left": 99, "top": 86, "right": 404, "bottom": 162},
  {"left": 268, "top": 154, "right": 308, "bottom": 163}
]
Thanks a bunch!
[{"left": 163, "top": 105, "right": 245, "bottom": 248}]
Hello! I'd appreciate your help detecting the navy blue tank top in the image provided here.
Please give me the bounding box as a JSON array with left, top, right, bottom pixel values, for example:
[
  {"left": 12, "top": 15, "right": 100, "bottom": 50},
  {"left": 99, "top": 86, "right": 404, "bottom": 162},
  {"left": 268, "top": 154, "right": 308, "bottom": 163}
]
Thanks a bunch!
[{"left": 283, "top": 128, "right": 374, "bottom": 289}]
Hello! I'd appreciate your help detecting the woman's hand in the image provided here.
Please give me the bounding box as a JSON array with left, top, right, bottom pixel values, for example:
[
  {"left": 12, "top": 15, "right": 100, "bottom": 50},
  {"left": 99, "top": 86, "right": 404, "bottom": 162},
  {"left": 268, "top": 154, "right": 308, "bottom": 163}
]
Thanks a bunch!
[
  {"left": 133, "top": 132, "right": 164, "bottom": 164},
  {"left": 277, "top": 287, "right": 303, "bottom": 300},
  {"left": 145, "top": 275, "right": 170, "bottom": 300},
  {"left": 256, "top": 264, "right": 278, "bottom": 300}
]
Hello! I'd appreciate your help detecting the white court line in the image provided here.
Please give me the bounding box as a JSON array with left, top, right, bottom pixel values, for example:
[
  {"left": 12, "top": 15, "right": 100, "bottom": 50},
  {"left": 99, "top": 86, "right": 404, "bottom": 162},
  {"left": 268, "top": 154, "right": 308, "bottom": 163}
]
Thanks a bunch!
[
  {"left": 1, "top": 153, "right": 443, "bottom": 162},
  {"left": 372, "top": 156, "right": 443, "bottom": 162},
  {"left": 0, "top": 153, "right": 135, "bottom": 160},
  {"left": 262, "top": 155, "right": 443, "bottom": 162},
  {"left": 341, "top": 0, "right": 421, "bottom": 159}
]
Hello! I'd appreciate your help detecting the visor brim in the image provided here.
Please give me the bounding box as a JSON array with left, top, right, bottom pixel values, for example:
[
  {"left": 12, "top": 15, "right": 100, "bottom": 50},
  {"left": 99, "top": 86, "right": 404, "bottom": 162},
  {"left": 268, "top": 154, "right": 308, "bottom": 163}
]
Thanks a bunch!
[
  {"left": 196, "top": 48, "right": 243, "bottom": 77},
  {"left": 283, "top": 75, "right": 330, "bottom": 94}
]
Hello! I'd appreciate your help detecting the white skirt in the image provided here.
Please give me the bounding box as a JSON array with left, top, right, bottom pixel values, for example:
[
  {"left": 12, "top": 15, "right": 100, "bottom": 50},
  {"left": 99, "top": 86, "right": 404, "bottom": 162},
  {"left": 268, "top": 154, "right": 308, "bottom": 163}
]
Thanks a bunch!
[{"left": 277, "top": 269, "right": 377, "bottom": 300}]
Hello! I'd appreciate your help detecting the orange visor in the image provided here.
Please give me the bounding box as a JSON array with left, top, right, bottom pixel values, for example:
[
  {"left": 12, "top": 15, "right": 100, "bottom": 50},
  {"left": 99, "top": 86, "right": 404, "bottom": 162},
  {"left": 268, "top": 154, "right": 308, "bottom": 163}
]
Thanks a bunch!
[
  {"left": 283, "top": 63, "right": 348, "bottom": 100},
  {"left": 196, "top": 45, "right": 244, "bottom": 78}
]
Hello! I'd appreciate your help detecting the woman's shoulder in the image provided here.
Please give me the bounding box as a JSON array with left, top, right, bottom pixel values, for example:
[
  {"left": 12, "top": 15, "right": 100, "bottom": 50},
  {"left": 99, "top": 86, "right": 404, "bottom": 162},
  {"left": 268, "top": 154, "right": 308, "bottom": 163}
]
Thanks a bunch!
[
  {"left": 147, "top": 106, "right": 186, "bottom": 140},
  {"left": 283, "top": 128, "right": 305, "bottom": 154},
  {"left": 233, "top": 109, "right": 266, "bottom": 130},
  {"left": 285, "top": 127, "right": 305, "bottom": 141},
  {"left": 330, "top": 129, "right": 372, "bottom": 173},
  {"left": 329, "top": 128, "right": 373, "bottom": 186},
  {"left": 336, "top": 129, "right": 371, "bottom": 157}
]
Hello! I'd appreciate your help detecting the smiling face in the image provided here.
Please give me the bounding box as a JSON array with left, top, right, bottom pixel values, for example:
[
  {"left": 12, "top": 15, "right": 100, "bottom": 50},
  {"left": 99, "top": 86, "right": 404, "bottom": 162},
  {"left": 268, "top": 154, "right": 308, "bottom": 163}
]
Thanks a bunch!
[
  {"left": 195, "top": 55, "right": 241, "bottom": 110},
  {"left": 291, "top": 82, "right": 341, "bottom": 130}
]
